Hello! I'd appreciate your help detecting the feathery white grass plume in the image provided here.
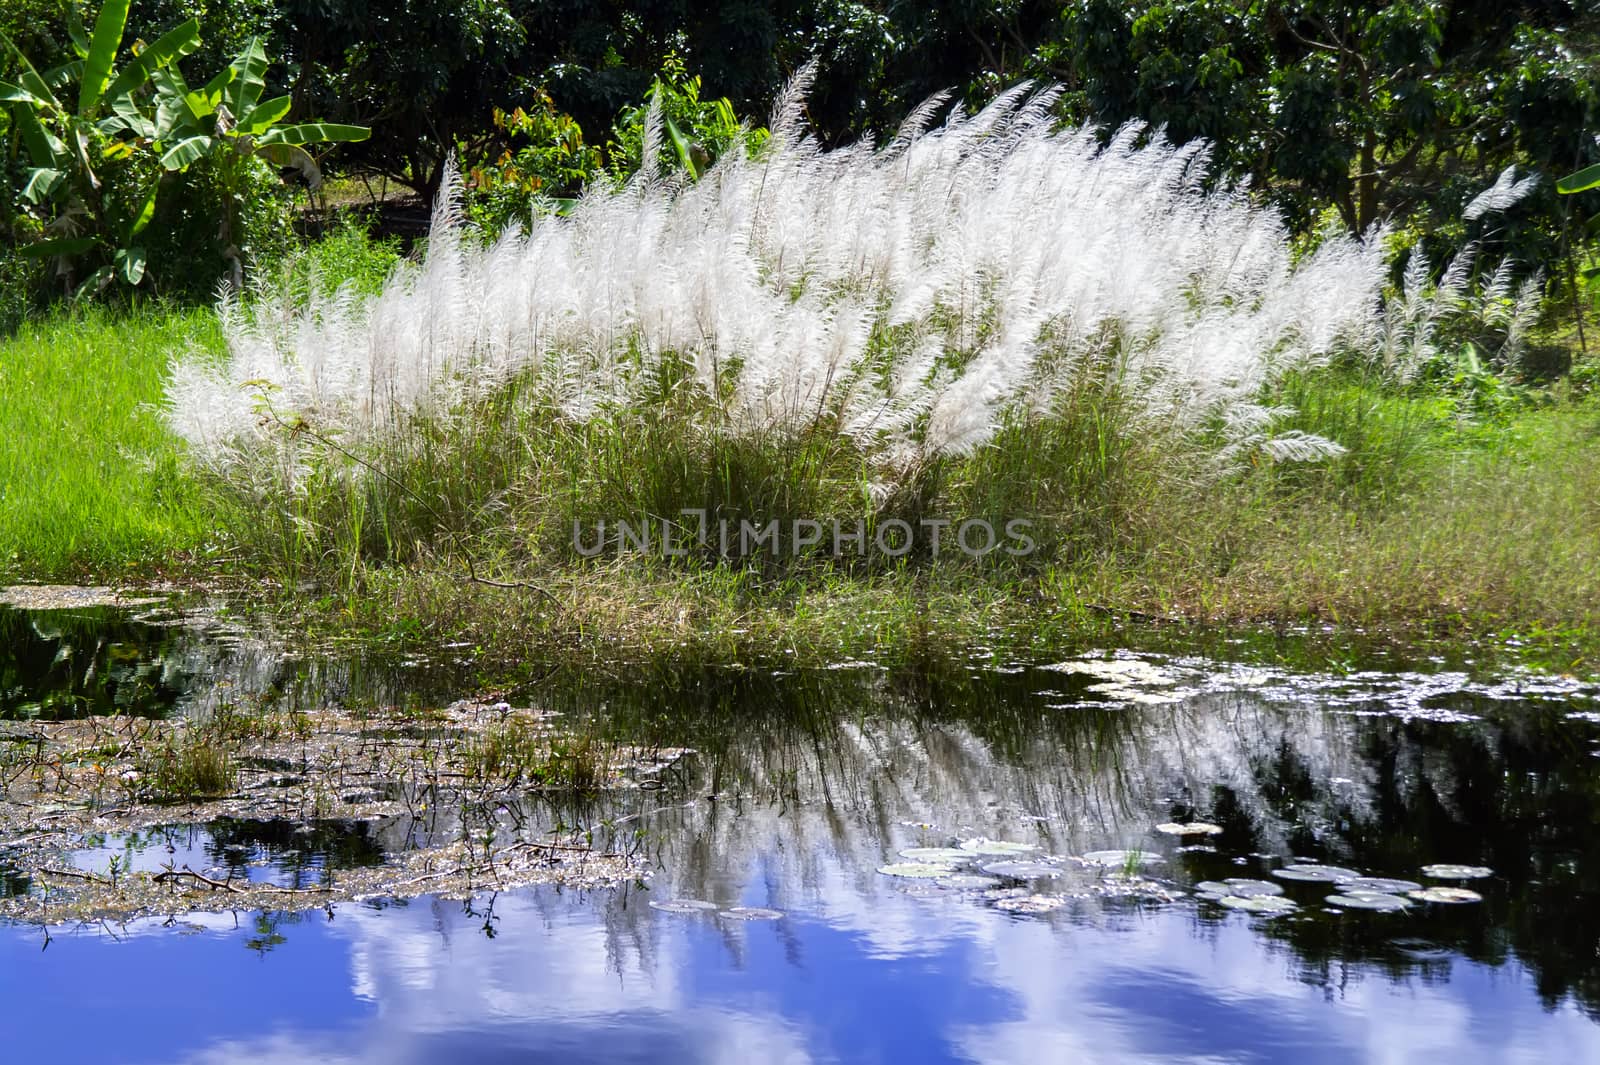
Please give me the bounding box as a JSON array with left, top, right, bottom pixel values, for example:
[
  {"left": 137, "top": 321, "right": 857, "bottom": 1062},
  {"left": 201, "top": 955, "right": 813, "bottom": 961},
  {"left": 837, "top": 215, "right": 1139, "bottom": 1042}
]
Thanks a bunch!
[
  {"left": 1463, "top": 166, "right": 1539, "bottom": 221},
  {"left": 167, "top": 77, "right": 1401, "bottom": 490}
]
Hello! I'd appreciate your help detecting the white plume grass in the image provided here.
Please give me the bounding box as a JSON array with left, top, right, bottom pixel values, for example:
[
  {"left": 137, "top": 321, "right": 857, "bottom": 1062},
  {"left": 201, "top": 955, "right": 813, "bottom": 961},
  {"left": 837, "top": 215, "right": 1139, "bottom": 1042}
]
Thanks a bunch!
[
  {"left": 168, "top": 82, "right": 1401, "bottom": 500},
  {"left": 1463, "top": 165, "right": 1539, "bottom": 221}
]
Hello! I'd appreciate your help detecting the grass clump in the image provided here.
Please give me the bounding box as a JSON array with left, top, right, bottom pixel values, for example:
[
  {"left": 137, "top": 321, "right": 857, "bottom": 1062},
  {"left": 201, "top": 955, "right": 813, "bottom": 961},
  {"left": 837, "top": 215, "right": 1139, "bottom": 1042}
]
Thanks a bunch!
[
  {"left": 462, "top": 717, "right": 607, "bottom": 790},
  {"left": 167, "top": 82, "right": 1394, "bottom": 583},
  {"left": 142, "top": 731, "right": 237, "bottom": 802}
]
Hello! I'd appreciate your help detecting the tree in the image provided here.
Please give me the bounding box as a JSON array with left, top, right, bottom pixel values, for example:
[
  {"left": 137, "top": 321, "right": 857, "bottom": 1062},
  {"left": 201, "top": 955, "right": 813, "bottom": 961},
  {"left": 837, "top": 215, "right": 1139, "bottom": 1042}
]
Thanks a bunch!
[{"left": 1031, "top": 2, "right": 1599, "bottom": 240}]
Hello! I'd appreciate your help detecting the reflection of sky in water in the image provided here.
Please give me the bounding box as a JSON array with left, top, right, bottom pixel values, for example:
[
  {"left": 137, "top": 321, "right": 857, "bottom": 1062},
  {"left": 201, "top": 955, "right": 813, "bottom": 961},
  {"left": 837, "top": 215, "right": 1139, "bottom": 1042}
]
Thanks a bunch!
[
  {"left": 3, "top": 874, "right": 1597, "bottom": 1064},
  {"left": 5, "top": 645, "right": 1600, "bottom": 1062}
]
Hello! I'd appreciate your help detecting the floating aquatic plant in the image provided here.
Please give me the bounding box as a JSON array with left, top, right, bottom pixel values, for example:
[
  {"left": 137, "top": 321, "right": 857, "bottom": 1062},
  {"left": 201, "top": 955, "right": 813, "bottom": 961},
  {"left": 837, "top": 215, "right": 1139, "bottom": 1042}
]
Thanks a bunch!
[
  {"left": 1392, "top": 938, "right": 1453, "bottom": 960},
  {"left": 1326, "top": 891, "right": 1412, "bottom": 912},
  {"left": 878, "top": 862, "right": 962, "bottom": 878},
  {"left": 648, "top": 898, "right": 722, "bottom": 914},
  {"left": 1408, "top": 887, "right": 1483, "bottom": 904},
  {"left": 1344, "top": 877, "right": 1422, "bottom": 895},
  {"left": 1045, "top": 660, "right": 1180, "bottom": 687},
  {"left": 1218, "top": 878, "right": 1284, "bottom": 898},
  {"left": 980, "top": 860, "right": 1062, "bottom": 879},
  {"left": 992, "top": 893, "right": 1067, "bottom": 914},
  {"left": 1155, "top": 822, "right": 1223, "bottom": 837},
  {"left": 1273, "top": 864, "right": 1362, "bottom": 883},
  {"left": 1078, "top": 850, "right": 1164, "bottom": 867},
  {"left": 1218, "top": 895, "right": 1298, "bottom": 915},
  {"left": 1421, "top": 864, "right": 1494, "bottom": 880},
  {"left": 958, "top": 838, "right": 1040, "bottom": 856}
]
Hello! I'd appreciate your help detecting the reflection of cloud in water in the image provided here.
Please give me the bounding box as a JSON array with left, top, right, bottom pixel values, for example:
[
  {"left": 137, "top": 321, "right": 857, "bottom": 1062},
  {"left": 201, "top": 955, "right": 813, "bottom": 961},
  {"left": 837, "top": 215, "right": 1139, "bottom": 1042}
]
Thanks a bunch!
[
  {"left": 950, "top": 913, "right": 1600, "bottom": 1064},
  {"left": 161, "top": 868, "right": 1600, "bottom": 1065},
  {"left": 177, "top": 893, "right": 817, "bottom": 1065},
  {"left": 107, "top": 671, "right": 1599, "bottom": 1065},
  {"left": 17, "top": 651, "right": 1599, "bottom": 1062}
]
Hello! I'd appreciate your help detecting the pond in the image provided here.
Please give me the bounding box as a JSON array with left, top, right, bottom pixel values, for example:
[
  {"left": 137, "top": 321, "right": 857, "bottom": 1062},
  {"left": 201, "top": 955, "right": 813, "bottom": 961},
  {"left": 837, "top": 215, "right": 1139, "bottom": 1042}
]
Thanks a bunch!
[{"left": 2, "top": 597, "right": 1599, "bottom": 1063}]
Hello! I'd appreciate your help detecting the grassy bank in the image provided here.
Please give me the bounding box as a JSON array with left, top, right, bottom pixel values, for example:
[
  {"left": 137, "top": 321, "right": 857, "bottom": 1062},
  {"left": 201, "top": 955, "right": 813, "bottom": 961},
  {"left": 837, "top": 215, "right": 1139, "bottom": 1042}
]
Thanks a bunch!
[
  {"left": 305, "top": 398, "right": 1600, "bottom": 677},
  {"left": 0, "top": 308, "right": 218, "bottom": 577},
  {"left": 3, "top": 306, "right": 1598, "bottom": 676}
]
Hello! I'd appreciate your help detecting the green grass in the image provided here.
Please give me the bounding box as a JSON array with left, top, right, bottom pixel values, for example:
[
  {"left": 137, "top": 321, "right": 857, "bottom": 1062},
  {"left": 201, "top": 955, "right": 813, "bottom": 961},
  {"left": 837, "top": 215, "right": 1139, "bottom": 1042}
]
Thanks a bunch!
[
  {"left": 141, "top": 729, "right": 237, "bottom": 802},
  {"left": 2, "top": 294, "right": 1598, "bottom": 677},
  {"left": 0, "top": 306, "right": 220, "bottom": 579},
  {"left": 274, "top": 371, "right": 1600, "bottom": 674}
]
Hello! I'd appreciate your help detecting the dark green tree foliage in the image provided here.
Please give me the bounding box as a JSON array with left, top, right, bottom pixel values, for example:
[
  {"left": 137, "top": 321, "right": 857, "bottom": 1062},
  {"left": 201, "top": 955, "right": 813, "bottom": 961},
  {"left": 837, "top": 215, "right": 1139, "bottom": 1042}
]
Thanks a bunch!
[
  {"left": 127, "top": 1, "right": 282, "bottom": 74},
  {"left": 262, "top": 0, "right": 793, "bottom": 196},
  {"left": 7, "top": 0, "right": 1599, "bottom": 310},
  {"left": 270, "top": 0, "right": 526, "bottom": 194},
  {"left": 1033, "top": 2, "right": 1599, "bottom": 240}
]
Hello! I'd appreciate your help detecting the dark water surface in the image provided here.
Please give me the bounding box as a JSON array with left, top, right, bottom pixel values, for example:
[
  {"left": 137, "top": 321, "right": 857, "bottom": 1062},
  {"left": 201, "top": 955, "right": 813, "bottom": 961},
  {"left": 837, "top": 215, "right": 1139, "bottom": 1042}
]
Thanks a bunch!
[{"left": 3, "top": 600, "right": 1600, "bottom": 1063}]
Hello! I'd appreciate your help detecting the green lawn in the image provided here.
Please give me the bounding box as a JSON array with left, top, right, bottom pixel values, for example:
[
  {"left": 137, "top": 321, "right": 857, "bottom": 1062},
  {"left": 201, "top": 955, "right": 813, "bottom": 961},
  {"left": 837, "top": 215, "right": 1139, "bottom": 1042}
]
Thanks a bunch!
[{"left": 0, "top": 307, "right": 220, "bottom": 578}]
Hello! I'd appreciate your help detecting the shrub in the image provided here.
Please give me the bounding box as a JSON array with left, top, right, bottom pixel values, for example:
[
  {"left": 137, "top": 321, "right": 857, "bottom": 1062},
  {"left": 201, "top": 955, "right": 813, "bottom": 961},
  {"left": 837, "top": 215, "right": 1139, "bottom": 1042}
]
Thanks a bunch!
[
  {"left": 0, "top": 244, "right": 48, "bottom": 335},
  {"left": 165, "top": 78, "right": 1538, "bottom": 578},
  {"left": 602, "top": 53, "right": 770, "bottom": 182},
  {"left": 142, "top": 154, "right": 297, "bottom": 300},
  {"left": 459, "top": 90, "right": 601, "bottom": 237},
  {"left": 170, "top": 79, "right": 1382, "bottom": 484}
]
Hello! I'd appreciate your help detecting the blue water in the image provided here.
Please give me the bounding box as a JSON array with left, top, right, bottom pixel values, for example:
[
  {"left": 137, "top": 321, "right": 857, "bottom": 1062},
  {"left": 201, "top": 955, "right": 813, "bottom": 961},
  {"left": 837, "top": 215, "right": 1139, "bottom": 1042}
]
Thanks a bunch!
[
  {"left": 4, "top": 876, "right": 1596, "bottom": 1064},
  {"left": 4, "top": 606, "right": 1600, "bottom": 1063}
]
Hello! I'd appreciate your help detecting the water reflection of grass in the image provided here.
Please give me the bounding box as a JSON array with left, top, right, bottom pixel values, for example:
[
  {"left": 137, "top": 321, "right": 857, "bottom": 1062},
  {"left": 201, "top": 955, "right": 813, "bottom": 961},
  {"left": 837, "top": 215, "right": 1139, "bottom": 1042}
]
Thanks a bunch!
[
  {"left": 558, "top": 662, "right": 1600, "bottom": 1018},
  {"left": 0, "top": 605, "right": 188, "bottom": 721}
]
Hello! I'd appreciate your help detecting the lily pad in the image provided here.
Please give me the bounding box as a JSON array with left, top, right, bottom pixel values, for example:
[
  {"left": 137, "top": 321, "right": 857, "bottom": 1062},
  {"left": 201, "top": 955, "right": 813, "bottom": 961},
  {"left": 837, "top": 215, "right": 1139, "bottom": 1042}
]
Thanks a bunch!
[
  {"left": 1195, "top": 881, "right": 1234, "bottom": 895},
  {"left": 1344, "top": 877, "right": 1423, "bottom": 895},
  {"left": 1421, "top": 864, "right": 1494, "bottom": 880},
  {"left": 958, "top": 838, "right": 1040, "bottom": 856},
  {"left": 899, "top": 847, "right": 974, "bottom": 863},
  {"left": 1326, "top": 891, "right": 1412, "bottom": 912},
  {"left": 649, "top": 899, "right": 721, "bottom": 914},
  {"left": 980, "top": 860, "right": 1062, "bottom": 879},
  {"left": 720, "top": 907, "right": 784, "bottom": 920},
  {"left": 992, "top": 893, "right": 1067, "bottom": 914},
  {"left": 1218, "top": 895, "right": 1298, "bottom": 914},
  {"left": 1273, "top": 864, "right": 1362, "bottom": 883},
  {"left": 878, "top": 862, "right": 962, "bottom": 879},
  {"left": 1155, "top": 822, "right": 1223, "bottom": 837},
  {"left": 935, "top": 874, "right": 1003, "bottom": 891},
  {"left": 1079, "top": 850, "right": 1164, "bottom": 867},
  {"left": 1221, "top": 878, "right": 1284, "bottom": 898},
  {"left": 1408, "top": 886, "right": 1483, "bottom": 904}
]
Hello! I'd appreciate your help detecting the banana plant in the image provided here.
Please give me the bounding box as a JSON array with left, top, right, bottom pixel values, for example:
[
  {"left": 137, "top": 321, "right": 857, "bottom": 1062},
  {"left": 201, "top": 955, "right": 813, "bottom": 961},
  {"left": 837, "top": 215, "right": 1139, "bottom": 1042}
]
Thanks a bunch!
[
  {"left": 1, "top": 1, "right": 200, "bottom": 291},
  {"left": 149, "top": 36, "right": 369, "bottom": 287},
  {"left": 1558, "top": 161, "right": 1600, "bottom": 197},
  {"left": 1558, "top": 149, "right": 1600, "bottom": 347}
]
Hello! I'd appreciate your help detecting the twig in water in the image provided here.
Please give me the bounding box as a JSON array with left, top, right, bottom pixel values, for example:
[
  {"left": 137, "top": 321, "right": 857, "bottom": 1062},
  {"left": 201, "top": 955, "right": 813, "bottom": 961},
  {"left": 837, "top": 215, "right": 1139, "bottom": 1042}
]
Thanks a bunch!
[
  {"left": 39, "top": 867, "right": 112, "bottom": 886},
  {"left": 154, "top": 867, "right": 245, "bottom": 893}
]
